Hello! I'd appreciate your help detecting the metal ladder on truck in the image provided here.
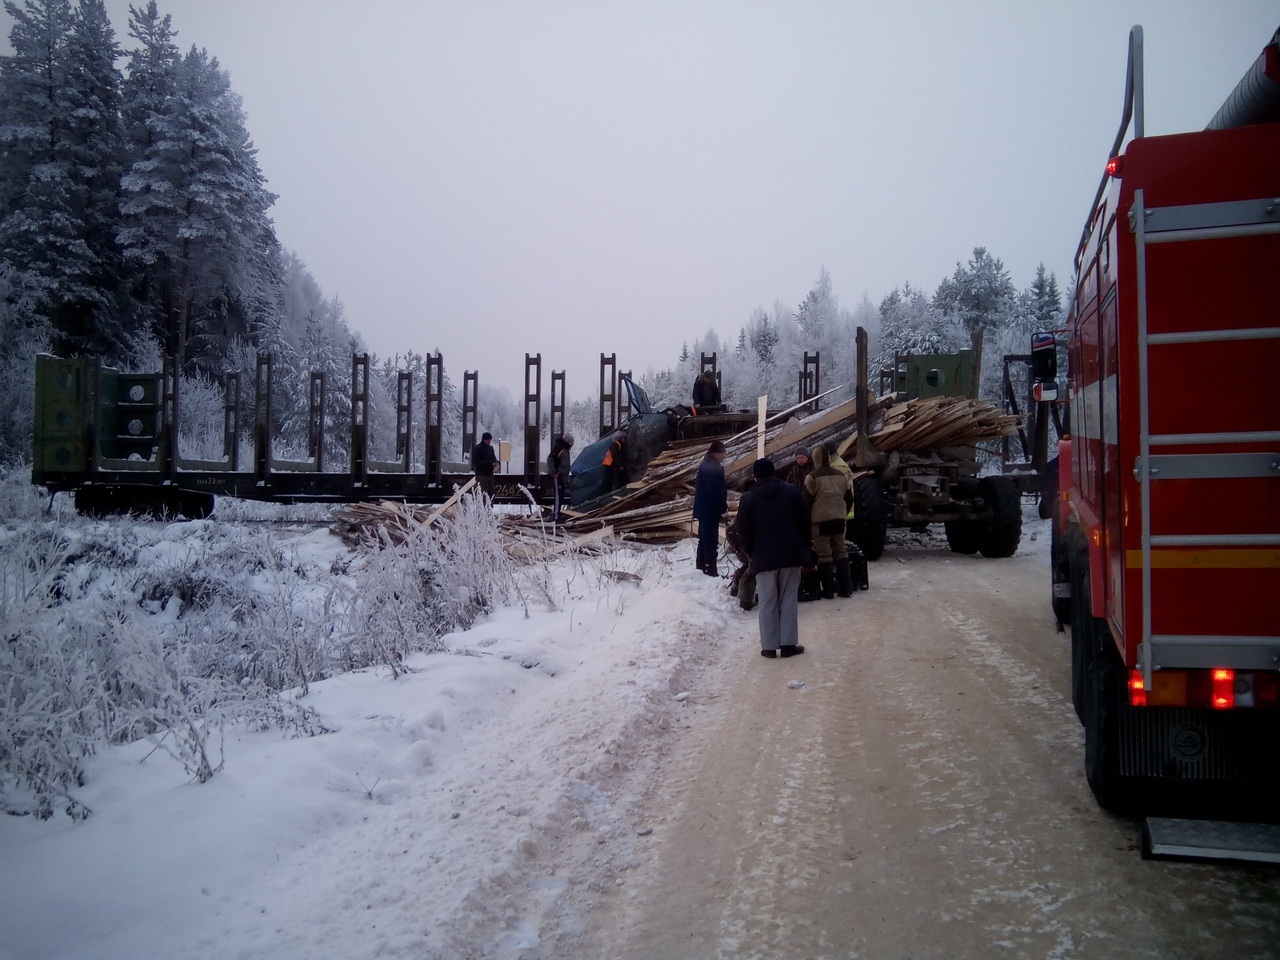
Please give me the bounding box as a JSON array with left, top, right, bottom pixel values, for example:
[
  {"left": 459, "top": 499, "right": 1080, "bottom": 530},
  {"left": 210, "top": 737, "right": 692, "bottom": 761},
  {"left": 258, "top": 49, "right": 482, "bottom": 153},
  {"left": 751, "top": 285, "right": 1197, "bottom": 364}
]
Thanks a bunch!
[{"left": 1131, "top": 187, "right": 1280, "bottom": 862}]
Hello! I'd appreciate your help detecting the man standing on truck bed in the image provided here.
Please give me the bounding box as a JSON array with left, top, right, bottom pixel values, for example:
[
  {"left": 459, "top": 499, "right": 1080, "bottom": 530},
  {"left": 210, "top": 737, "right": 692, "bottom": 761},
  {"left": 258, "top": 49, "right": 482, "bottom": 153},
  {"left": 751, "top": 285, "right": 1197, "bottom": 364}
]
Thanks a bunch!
[
  {"left": 470, "top": 432, "right": 498, "bottom": 498},
  {"left": 691, "top": 371, "right": 722, "bottom": 410},
  {"left": 549, "top": 435, "right": 574, "bottom": 524}
]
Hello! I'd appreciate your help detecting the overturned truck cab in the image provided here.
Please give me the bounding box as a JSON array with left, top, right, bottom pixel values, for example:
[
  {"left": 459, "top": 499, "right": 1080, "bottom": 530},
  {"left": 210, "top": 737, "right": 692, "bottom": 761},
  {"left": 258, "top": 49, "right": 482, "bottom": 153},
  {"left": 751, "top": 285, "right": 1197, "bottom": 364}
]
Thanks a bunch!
[{"left": 570, "top": 375, "right": 757, "bottom": 510}]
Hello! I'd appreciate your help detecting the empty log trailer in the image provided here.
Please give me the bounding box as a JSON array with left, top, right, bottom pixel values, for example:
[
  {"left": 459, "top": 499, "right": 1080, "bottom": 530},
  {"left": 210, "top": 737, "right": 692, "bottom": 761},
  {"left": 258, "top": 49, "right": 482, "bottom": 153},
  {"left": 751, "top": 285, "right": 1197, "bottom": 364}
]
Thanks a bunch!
[
  {"left": 1047, "top": 25, "right": 1280, "bottom": 820},
  {"left": 31, "top": 351, "right": 564, "bottom": 516},
  {"left": 31, "top": 347, "right": 826, "bottom": 518}
]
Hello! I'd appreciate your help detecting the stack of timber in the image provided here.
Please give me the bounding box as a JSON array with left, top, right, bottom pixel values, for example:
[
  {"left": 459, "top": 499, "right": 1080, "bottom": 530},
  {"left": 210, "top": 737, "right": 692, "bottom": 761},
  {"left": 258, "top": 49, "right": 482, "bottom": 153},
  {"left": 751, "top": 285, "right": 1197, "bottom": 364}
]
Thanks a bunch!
[
  {"left": 865, "top": 395, "right": 1021, "bottom": 452},
  {"left": 543, "top": 391, "right": 1019, "bottom": 545},
  {"left": 335, "top": 393, "right": 1019, "bottom": 553}
]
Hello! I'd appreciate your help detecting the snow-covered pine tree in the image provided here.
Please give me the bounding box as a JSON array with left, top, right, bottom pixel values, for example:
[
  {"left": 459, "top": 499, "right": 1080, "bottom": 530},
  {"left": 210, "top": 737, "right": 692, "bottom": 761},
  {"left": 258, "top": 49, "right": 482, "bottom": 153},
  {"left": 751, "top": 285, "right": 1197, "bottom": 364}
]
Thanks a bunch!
[
  {"left": 931, "top": 247, "right": 1017, "bottom": 337},
  {"left": 0, "top": 0, "right": 101, "bottom": 350},
  {"left": 118, "top": 33, "right": 280, "bottom": 376},
  {"left": 61, "top": 0, "right": 127, "bottom": 359}
]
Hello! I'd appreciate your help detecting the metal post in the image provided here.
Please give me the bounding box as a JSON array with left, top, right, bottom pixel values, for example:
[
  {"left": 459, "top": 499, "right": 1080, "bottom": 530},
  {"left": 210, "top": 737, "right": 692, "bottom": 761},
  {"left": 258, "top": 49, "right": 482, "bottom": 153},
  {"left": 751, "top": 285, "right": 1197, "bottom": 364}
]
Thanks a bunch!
[
  {"left": 462, "top": 370, "right": 478, "bottom": 458},
  {"left": 254, "top": 354, "right": 272, "bottom": 483},
  {"left": 161, "top": 353, "right": 177, "bottom": 479},
  {"left": 395, "top": 370, "right": 412, "bottom": 471},
  {"left": 524, "top": 353, "right": 542, "bottom": 481},
  {"left": 308, "top": 371, "right": 325, "bottom": 470},
  {"left": 800, "top": 351, "right": 821, "bottom": 408},
  {"left": 856, "top": 328, "right": 869, "bottom": 439},
  {"left": 599, "top": 353, "right": 617, "bottom": 436},
  {"left": 550, "top": 370, "right": 566, "bottom": 442},
  {"left": 425, "top": 353, "right": 443, "bottom": 482},
  {"left": 224, "top": 370, "right": 240, "bottom": 471},
  {"left": 350, "top": 353, "right": 368, "bottom": 485}
]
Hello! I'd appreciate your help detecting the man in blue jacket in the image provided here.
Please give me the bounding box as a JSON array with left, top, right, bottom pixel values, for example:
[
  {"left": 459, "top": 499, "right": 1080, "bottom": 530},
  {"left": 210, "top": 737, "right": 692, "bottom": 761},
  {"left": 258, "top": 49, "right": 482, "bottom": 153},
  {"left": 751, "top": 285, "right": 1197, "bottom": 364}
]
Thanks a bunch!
[
  {"left": 692, "top": 440, "right": 728, "bottom": 576},
  {"left": 737, "top": 457, "right": 811, "bottom": 658}
]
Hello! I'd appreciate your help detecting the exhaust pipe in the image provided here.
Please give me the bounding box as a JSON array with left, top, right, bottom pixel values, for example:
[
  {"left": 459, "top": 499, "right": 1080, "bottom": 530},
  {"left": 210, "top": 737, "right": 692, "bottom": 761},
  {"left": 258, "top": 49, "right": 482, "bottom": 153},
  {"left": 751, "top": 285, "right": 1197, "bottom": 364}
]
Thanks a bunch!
[{"left": 1206, "top": 27, "right": 1280, "bottom": 130}]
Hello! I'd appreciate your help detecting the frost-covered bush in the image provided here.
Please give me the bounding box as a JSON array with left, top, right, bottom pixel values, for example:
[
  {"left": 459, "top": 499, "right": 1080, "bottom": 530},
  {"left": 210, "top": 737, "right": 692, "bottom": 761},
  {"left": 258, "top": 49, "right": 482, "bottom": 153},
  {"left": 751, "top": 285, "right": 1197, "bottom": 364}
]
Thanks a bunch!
[
  {"left": 1, "top": 486, "right": 515, "bottom": 819},
  {"left": 338, "top": 494, "right": 513, "bottom": 675}
]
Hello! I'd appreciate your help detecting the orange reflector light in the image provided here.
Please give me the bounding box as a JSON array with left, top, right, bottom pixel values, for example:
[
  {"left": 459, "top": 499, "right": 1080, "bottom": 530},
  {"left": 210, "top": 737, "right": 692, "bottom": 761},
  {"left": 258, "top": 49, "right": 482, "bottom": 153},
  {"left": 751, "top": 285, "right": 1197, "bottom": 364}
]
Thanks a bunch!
[
  {"left": 1128, "top": 670, "right": 1147, "bottom": 707},
  {"left": 1106, "top": 155, "right": 1124, "bottom": 177},
  {"left": 1211, "top": 668, "right": 1234, "bottom": 710}
]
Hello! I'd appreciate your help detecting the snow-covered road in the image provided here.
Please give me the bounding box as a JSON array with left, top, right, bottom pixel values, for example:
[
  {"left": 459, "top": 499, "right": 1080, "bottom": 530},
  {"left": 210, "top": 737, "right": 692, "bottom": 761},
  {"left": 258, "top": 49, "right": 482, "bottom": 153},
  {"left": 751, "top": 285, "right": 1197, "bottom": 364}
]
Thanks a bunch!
[{"left": 568, "top": 534, "right": 1280, "bottom": 960}]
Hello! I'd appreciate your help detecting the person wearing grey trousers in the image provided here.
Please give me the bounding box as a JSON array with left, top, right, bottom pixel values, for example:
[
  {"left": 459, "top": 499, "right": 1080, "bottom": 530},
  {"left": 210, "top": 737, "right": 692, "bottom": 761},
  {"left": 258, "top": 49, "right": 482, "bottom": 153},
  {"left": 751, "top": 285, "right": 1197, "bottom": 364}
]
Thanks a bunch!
[{"left": 735, "top": 457, "right": 812, "bottom": 659}]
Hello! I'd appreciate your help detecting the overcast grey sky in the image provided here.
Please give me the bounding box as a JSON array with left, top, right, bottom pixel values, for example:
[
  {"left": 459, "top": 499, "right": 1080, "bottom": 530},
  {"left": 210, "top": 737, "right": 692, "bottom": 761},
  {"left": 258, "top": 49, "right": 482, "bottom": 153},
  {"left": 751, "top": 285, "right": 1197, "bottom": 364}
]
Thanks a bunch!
[{"left": 12, "top": 1, "right": 1279, "bottom": 395}]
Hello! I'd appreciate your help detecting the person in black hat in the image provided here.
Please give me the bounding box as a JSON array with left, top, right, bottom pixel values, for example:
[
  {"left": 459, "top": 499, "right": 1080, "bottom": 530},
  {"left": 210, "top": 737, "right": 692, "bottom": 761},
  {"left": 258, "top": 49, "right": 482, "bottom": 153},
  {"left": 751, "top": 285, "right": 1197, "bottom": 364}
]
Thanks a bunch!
[
  {"left": 470, "top": 432, "right": 498, "bottom": 497},
  {"left": 692, "top": 439, "right": 728, "bottom": 575},
  {"left": 735, "top": 457, "right": 811, "bottom": 658}
]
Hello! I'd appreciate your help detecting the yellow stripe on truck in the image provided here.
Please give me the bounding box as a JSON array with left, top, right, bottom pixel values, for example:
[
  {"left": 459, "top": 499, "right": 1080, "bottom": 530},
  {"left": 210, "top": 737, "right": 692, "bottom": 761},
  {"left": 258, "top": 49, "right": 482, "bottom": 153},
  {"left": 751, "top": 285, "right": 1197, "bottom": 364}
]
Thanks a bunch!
[{"left": 1125, "top": 549, "right": 1280, "bottom": 570}]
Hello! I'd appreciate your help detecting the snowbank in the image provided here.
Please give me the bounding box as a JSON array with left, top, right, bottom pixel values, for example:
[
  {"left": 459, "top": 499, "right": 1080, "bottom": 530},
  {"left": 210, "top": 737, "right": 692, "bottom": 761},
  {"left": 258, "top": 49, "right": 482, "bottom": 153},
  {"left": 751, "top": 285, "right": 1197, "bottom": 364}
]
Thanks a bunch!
[{"left": 0, "top": 525, "right": 737, "bottom": 960}]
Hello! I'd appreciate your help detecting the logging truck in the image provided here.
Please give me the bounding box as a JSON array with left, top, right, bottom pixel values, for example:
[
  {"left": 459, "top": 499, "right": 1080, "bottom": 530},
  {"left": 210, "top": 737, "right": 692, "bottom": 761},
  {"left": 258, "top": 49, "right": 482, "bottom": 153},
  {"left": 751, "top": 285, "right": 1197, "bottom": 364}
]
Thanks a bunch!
[
  {"left": 1047, "top": 25, "right": 1280, "bottom": 818},
  {"left": 848, "top": 330, "right": 1023, "bottom": 561}
]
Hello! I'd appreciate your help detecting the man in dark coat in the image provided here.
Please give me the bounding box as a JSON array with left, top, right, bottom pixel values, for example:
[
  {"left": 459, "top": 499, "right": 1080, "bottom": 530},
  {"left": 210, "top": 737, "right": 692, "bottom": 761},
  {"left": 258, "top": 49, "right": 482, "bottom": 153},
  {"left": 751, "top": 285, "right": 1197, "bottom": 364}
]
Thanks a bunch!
[
  {"left": 691, "top": 371, "right": 722, "bottom": 409},
  {"left": 692, "top": 440, "right": 728, "bottom": 575},
  {"left": 470, "top": 432, "right": 499, "bottom": 497},
  {"left": 736, "top": 457, "right": 811, "bottom": 658},
  {"left": 548, "top": 435, "right": 574, "bottom": 523}
]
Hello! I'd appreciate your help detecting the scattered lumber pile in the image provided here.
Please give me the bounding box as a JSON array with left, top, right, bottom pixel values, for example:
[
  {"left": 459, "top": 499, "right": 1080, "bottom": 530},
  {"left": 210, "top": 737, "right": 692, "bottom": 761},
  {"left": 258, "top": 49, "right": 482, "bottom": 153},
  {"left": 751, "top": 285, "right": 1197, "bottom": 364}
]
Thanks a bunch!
[
  {"left": 334, "top": 393, "right": 1019, "bottom": 554},
  {"left": 866, "top": 395, "right": 1021, "bottom": 452}
]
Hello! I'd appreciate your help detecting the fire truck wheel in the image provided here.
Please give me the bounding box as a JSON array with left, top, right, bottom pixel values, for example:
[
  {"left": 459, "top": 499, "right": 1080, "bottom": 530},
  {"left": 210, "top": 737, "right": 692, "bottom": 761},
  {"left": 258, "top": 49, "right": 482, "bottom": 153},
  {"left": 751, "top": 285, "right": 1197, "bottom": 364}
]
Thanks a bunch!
[
  {"left": 851, "top": 477, "right": 887, "bottom": 561},
  {"left": 977, "top": 476, "right": 1022, "bottom": 558},
  {"left": 1082, "top": 596, "right": 1143, "bottom": 815},
  {"left": 944, "top": 520, "right": 983, "bottom": 554},
  {"left": 1050, "top": 511, "right": 1072, "bottom": 630},
  {"left": 1067, "top": 534, "right": 1090, "bottom": 724}
]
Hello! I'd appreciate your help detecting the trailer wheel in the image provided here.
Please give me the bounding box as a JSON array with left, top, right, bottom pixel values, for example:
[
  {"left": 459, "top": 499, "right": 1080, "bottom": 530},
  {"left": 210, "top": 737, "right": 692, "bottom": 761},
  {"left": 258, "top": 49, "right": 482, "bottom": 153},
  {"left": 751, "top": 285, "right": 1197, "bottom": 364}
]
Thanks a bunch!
[
  {"left": 977, "top": 476, "right": 1021, "bottom": 558},
  {"left": 74, "top": 485, "right": 213, "bottom": 520},
  {"left": 850, "top": 477, "right": 888, "bottom": 561},
  {"left": 944, "top": 521, "right": 983, "bottom": 554}
]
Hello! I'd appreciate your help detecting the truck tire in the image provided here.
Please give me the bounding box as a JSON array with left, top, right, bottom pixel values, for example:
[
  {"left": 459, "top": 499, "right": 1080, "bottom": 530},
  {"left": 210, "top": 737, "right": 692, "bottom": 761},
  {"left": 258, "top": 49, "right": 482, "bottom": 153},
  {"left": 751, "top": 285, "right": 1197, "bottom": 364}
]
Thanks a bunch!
[
  {"left": 977, "top": 476, "right": 1021, "bottom": 558},
  {"left": 944, "top": 520, "right": 983, "bottom": 554},
  {"left": 1067, "top": 531, "right": 1090, "bottom": 724},
  {"left": 850, "top": 476, "right": 888, "bottom": 561},
  {"left": 1076, "top": 549, "right": 1144, "bottom": 815},
  {"left": 74, "top": 484, "right": 213, "bottom": 520},
  {"left": 1050, "top": 509, "right": 1072, "bottom": 629}
]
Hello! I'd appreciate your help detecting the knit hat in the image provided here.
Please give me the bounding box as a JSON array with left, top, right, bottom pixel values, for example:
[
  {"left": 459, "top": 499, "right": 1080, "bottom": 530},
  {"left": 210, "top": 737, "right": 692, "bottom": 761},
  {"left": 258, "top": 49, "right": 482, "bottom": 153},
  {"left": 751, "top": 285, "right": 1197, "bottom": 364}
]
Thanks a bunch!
[
  {"left": 794, "top": 446, "right": 810, "bottom": 459},
  {"left": 564, "top": 435, "right": 574, "bottom": 446},
  {"left": 753, "top": 458, "right": 775, "bottom": 479}
]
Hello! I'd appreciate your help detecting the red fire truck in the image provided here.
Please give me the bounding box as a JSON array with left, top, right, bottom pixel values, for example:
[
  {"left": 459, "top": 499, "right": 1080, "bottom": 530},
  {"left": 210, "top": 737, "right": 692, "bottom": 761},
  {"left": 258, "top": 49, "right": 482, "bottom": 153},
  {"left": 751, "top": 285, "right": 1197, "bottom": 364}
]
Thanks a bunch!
[{"left": 1050, "top": 25, "right": 1280, "bottom": 819}]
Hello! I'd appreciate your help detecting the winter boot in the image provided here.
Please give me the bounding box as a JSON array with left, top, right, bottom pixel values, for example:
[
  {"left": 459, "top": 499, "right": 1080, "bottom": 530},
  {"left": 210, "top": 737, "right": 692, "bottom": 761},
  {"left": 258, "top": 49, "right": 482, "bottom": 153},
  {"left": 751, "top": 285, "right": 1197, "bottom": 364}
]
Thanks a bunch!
[
  {"left": 817, "top": 562, "right": 836, "bottom": 600},
  {"left": 780, "top": 645, "right": 805, "bottom": 658},
  {"left": 761, "top": 649, "right": 777, "bottom": 659},
  {"left": 835, "top": 558, "right": 853, "bottom": 598}
]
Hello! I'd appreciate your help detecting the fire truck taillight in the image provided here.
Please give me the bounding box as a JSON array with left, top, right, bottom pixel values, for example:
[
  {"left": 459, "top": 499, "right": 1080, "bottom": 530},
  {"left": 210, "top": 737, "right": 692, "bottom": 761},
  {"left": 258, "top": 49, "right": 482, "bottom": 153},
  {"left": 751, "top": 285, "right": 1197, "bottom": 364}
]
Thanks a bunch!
[
  {"left": 1211, "top": 669, "right": 1235, "bottom": 710},
  {"left": 1106, "top": 155, "right": 1124, "bottom": 177},
  {"left": 1128, "top": 670, "right": 1147, "bottom": 707}
]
